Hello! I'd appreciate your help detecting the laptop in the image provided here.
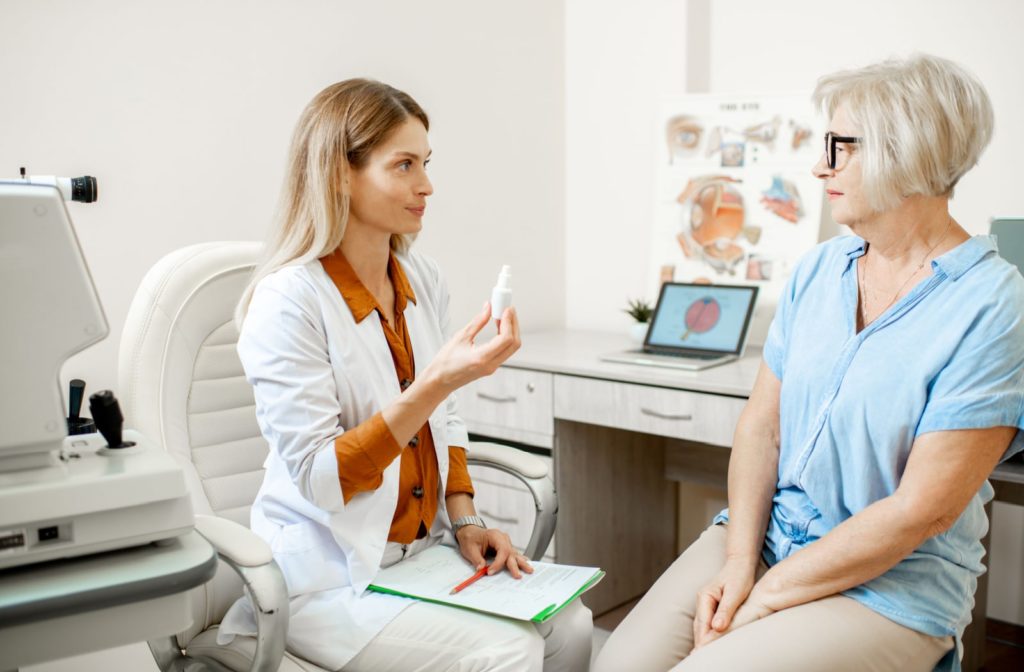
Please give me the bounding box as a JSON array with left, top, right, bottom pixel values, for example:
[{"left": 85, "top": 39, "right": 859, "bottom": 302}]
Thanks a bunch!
[{"left": 602, "top": 282, "right": 759, "bottom": 371}]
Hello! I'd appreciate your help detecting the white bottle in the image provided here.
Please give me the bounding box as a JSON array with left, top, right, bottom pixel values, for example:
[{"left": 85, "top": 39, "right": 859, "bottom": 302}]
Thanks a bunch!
[{"left": 491, "top": 265, "right": 512, "bottom": 320}]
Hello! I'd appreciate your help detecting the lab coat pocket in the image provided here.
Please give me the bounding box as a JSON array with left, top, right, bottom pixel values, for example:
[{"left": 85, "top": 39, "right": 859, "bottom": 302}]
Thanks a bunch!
[{"left": 272, "top": 520, "right": 346, "bottom": 596}]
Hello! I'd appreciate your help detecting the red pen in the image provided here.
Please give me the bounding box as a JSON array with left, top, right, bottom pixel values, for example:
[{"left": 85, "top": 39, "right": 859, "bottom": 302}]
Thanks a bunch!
[{"left": 450, "top": 566, "right": 488, "bottom": 595}]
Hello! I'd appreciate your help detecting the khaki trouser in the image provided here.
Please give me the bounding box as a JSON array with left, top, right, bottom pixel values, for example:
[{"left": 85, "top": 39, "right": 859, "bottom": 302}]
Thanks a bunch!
[{"left": 594, "top": 524, "right": 953, "bottom": 672}]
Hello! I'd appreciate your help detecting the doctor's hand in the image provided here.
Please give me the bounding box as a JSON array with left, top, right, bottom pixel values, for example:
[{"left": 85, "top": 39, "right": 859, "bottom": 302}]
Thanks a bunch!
[
  {"left": 423, "top": 302, "right": 521, "bottom": 393},
  {"left": 692, "top": 558, "right": 759, "bottom": 649},
  {"left": 455, "top": 524, "right": 534, "bottom": 580}
]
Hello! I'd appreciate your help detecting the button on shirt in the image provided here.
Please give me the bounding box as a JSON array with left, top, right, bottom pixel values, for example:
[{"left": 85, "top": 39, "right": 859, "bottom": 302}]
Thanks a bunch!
[
  {"left": 715, "top": 235, "right": 1024, "bottom": 672},
  {"left": 320, "top": 250, "right": 474, "bottom": 544}
]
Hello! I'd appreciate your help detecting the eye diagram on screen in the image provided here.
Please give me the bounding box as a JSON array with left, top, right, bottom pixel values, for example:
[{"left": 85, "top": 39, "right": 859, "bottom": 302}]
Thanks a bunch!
[
  {"left": 681, "top": 296, "right": 720, "bottom": 341},
  {"left": 646, "top": 284, "right": 757, "bottom": 353}
]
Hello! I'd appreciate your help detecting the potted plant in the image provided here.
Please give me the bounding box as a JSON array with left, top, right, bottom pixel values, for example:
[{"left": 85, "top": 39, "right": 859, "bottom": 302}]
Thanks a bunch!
[{"left": 623, "top": 298, "right": 653, "bottom": 344}]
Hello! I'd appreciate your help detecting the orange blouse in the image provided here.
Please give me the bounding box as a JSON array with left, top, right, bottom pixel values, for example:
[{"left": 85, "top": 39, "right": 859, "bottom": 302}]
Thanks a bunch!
[{"left": 320, "top": 250, "right": 474, "bottom": 544}]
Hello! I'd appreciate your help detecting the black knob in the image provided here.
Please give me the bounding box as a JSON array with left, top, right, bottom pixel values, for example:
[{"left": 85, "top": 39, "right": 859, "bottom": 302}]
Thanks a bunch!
[
  {"left": 400, "top": 378, "right": 413, "bottom": 391},
  {"left": 408, "top": 435, "right": 419, "bottom": 448},
  {"left": 89, "top": 390, "right": 130, "bottom": 448},
  {"left": 412, "top": 486, "right": 424, "bottom": 498},
  {"left": 70, "top": 176, "right": 98, "bottom": 203}
]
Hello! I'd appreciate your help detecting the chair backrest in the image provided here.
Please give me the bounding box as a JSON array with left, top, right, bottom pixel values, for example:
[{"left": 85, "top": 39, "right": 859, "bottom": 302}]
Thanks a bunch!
[
  {"left": 119, "top": 241, "right": 265, "bottom": 640},
  {"left": 991, "top": 217, "right": 1024, "bottom": 278},
  {"left": 120, "top": 241, "right": 266, "bottom": 525}
]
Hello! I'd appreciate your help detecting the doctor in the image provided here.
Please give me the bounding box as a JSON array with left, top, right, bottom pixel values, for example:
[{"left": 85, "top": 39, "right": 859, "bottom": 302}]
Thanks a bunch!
[{"left": 219, "top": 79, "right": 593, "bottom": 671}]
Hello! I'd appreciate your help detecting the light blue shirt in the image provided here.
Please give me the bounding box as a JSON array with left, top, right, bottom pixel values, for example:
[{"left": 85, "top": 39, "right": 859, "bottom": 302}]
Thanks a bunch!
[{"left": 715, "top": 234, "right": 1024, "bottom": 672}]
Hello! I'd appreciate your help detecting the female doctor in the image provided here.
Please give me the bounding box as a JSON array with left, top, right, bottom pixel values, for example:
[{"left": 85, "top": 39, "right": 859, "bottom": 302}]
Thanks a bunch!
[{"left": 219, "top": 79, "right": 593, "bottom": 671}]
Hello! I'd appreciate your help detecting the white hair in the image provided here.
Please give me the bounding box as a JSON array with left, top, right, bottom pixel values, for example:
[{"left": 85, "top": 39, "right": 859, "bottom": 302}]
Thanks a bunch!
[{"left": 813, "top": 53, "right": 994, "bottom": 212}]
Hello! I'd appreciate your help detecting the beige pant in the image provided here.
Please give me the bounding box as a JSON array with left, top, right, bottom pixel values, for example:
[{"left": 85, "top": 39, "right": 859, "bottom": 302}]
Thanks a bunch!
[
  {"left": 342, "top": 536, "right": 593, "bottom": 671},
  {"left": 594, "top": 524, "right": 953, "bottom": 672}
]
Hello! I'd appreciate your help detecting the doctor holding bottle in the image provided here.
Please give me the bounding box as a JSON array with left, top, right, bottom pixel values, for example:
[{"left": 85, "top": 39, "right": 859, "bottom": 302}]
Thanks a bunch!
[{"left": 218, "top": 79, "right": 593, "bottom": 671}]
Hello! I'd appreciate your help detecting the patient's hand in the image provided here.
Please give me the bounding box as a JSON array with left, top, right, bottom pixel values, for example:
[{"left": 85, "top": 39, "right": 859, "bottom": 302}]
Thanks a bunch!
[
  {"left": 456, "top": 525, "right": 534, "bottom": 580},
  {"left": 723, "top": 592, "right": 774, "bottom": 634},
  {"left": 693, "top": 559, "right": 758, "bottom": 649}
]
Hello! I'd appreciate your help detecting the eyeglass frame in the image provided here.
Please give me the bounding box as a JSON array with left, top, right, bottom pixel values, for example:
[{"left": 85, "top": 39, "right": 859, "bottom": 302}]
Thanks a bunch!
[{"left": 824, "top": 132, "right": 862, "bottom": 170}]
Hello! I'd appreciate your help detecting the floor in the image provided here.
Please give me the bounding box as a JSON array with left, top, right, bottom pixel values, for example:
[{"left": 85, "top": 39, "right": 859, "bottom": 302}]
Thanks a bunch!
[
  {"left": 589, "top": 599, "right": 1024, "bottom": 671},
  {"left": 983, "top": 619, "right": 1024, "bottom": 672}
]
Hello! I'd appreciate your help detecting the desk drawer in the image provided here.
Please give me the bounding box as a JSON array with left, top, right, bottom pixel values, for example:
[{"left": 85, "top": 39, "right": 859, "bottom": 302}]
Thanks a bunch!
[
  {"left": 553, "top": 376, "right": 745, "bottom": 447},
  {"left": 457, "top": 368, "right": 554, "bottom": 448}
]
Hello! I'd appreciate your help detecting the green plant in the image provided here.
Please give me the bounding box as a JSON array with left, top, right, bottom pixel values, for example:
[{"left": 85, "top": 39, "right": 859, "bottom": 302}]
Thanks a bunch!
[{"left": 623, "top": 298, "right": 654, "bottom": 323}]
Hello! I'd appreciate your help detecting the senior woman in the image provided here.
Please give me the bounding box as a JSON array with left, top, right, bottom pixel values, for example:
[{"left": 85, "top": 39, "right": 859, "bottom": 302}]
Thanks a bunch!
[{"left": 595, "top": 54, "right": 1024, "bottom": 672}]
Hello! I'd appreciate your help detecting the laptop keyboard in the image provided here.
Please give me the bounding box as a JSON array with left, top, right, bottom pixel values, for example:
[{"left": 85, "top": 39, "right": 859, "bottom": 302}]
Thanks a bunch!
[{"left": 651, "top": 351, "right": 726, "bottom": 360}]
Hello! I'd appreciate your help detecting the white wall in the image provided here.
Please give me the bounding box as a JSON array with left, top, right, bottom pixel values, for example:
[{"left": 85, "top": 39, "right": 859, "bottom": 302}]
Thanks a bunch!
[
  {"left": 566, "top": 0, "right": 1024, "bottom": 331},
  {"left": 565, "top": 0, "right": 689, "bottom": 333},
  {"left": 708, "top": 0, "right": 1024, "bottom": 237},
  {"left": 0, "top": 0, "right": 565, "bottom": 398}
]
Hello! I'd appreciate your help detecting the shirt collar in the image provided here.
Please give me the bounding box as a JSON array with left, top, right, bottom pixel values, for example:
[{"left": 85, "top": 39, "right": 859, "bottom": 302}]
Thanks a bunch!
[
  {"left": 840, "top": 234, "right": 995, "bottom": 281},
  {"left": 320, "top": 249, "right": 418, "bottom": 324},
  {"left": 843, "top": 235, "right": 868, "bottom": 260},
  {"left": 931, "top": 235, "right": 997, "bottom": 281}
]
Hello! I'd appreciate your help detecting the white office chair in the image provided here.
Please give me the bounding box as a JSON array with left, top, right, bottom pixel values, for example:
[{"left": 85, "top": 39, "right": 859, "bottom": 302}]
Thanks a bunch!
[{"left": 118, "top": 242, "right": 557, "bottom": 672}]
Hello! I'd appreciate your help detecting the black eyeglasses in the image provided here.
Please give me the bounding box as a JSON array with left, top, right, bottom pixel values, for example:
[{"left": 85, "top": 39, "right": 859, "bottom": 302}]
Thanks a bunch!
[{"left": 824, "top": 132, "right": 862, "bottom": 170}]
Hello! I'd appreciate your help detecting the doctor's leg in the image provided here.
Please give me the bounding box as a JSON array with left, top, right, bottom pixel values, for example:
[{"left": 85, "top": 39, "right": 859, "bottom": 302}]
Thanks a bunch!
[
  {"left": 533, "top": 598, "right": 593, "bottom": 672},
  {"left": 341, "top": 601, "right": 544, "bottom": 672}
]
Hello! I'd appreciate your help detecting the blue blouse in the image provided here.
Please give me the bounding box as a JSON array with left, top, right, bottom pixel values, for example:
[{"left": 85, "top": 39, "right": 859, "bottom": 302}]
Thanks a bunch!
[{"left": 715, "top": 235, "right": 1024, "bottom": 672}]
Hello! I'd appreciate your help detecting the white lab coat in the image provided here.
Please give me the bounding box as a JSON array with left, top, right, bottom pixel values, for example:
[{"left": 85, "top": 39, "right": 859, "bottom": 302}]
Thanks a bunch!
[{"left": 218, "top": 250, "right": 470, "bottom": 670}]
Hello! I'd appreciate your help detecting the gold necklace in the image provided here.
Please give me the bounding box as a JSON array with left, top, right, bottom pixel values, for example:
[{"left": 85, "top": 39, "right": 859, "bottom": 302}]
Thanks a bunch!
[{"left": 859, "top": 217, "right": 953, "bottom": 327}]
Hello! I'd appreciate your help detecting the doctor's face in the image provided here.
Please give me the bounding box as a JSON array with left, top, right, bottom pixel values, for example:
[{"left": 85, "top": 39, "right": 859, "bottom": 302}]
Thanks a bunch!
[{"left": 347, "top": 117, "right": 433, "bottom": 237}]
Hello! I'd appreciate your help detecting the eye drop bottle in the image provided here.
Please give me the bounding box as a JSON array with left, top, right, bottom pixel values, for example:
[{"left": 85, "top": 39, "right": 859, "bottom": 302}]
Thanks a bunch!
[{"left": 491, "top": 265, "right": 512, "bottom": 320}]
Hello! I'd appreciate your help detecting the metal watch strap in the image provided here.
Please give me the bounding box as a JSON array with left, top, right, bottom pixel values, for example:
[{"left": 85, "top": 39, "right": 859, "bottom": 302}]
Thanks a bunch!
[{"left": 451, "top": 515, "right": 487, "bottom": 536}]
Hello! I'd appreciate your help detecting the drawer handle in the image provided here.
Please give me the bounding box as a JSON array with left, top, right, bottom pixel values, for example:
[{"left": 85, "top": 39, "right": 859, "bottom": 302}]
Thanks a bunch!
[
  {"left": 477, "top": 392, "right": 518, "bottom": 403},
  {"left": 478, "top": 509, "right": 521, "bottom": 525},
  {"left": 640, "top": 407, "right": 693, "bottom": 421}
]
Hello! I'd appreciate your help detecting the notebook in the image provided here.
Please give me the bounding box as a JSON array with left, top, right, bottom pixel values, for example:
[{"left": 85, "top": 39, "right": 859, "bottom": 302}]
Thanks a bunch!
[
  {"left": 368, "top": 545, "right": 604, "bottom": 623},
  {"left": 601, "top": 282, "right": 759, "bottom": 371}
]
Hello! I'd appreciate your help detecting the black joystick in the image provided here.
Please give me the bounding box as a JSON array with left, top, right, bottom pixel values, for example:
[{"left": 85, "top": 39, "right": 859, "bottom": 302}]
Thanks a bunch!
[{"left": 88, "top": 390, "right": 135, "bottom": 448}]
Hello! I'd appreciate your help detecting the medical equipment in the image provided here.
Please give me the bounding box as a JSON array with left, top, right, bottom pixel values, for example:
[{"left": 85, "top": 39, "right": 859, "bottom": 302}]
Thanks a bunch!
[{"left": 0, "top": 175, "right": 194, "bottom": 571}]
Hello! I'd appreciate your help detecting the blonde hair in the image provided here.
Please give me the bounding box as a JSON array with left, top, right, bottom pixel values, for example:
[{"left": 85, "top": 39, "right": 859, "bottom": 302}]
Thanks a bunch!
[
  {"left": 813, "top": 53, "right": 993, "bottom": 212},
  {"left": 237, "top": 78, "right": 429, "bottom": 323}
]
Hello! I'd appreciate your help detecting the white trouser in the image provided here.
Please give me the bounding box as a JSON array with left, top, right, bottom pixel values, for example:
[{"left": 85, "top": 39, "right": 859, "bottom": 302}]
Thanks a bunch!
[{"left": 341, "top": 537, "right": 594, "bottom": 672}]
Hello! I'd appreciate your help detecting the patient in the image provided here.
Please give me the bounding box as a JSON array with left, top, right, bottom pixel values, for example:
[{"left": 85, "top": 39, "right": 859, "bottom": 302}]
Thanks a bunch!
[
  {"left": 220, "top": 79, "right": 592, "bottom": 671},
  {"left": 595, "top": 54, "right": 1024, "bottom": 672}
]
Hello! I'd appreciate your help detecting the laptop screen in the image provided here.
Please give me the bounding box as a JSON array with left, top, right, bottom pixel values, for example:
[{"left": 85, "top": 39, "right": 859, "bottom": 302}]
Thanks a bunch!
[{"left": 644, "top": 283, "right": 758, "bottom": 355}]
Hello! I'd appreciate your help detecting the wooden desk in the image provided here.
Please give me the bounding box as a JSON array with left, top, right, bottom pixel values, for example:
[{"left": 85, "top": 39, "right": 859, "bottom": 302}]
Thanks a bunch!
[{"left": 460, "top": 329, "right": 1022, "bottom": 669}]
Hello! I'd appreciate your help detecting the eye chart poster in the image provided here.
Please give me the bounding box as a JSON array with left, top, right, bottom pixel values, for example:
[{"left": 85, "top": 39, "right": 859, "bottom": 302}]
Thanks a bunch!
[{"left": 651, "top": 93, "right": 827, "bottom": 344}]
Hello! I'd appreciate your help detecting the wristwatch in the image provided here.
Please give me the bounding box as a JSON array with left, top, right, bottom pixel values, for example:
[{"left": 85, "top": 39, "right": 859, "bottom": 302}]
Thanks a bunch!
[{"left": 451, "top": 515, "right": 487, "bottom": 537}]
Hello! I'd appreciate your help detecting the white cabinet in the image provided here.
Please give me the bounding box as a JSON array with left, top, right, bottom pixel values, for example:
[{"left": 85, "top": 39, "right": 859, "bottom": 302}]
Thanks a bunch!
[{"left": 468, "top": 459, "right": 555, "bottom": 562}]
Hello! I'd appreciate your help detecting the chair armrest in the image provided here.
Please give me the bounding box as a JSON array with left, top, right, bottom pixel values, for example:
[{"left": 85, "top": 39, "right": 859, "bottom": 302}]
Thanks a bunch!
[
  {"left": 466, "top": 442, "right": 557, "bottom": 562},
  {"left": 195, "top": 515, "right": 289, "bottom": 672},
  {"left": 194, "top": 515, "right": 273, "bottom": 567}
]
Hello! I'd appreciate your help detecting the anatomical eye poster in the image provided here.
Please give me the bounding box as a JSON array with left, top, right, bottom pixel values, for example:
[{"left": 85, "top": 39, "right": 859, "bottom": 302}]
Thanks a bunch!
[{"left": 651, "top": 93, "right": 825, "bottom": 343}]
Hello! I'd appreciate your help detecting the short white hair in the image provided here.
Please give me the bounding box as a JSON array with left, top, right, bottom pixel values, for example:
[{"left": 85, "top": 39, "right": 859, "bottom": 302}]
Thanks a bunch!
[{"left": 813, "top": 53, "right": 994, "bottom": 211}]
